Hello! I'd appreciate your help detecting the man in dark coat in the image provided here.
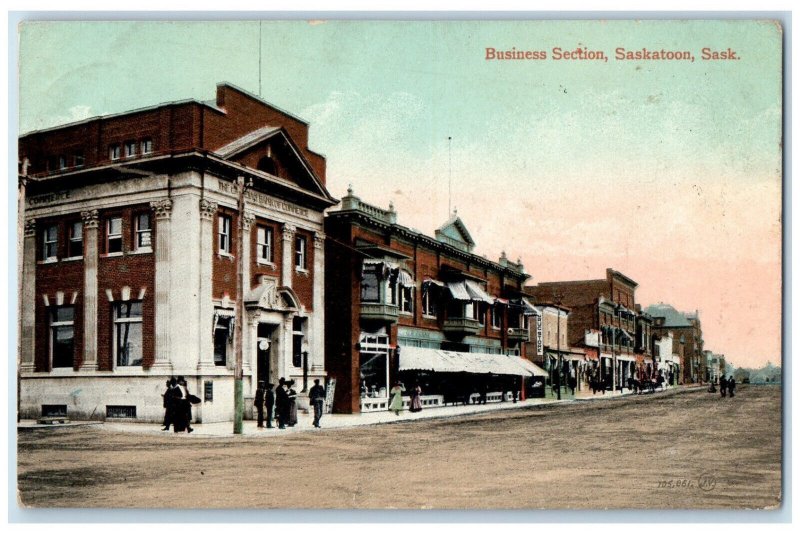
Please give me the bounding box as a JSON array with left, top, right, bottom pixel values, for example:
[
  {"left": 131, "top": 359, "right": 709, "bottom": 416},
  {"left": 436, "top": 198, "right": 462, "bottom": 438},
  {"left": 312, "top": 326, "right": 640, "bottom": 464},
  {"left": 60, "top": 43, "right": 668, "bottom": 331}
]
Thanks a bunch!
[
  {"left": 309, "top": 379, "right": 326, "bottom": 428},
  {"left": 720, "top": 375, "right": 727, "bottom": 397},
  {"left": 264, "top": 383, "right": 275, "bottom": 428},
  {"left": 255, "top": 381, "right": 266, "bottom": 428},
  {"left": 161, "top": 378, "right": 174, "bottom": 431},
  {"left": 728, "top": 376, "right": 736, "bottom": 398},
  {"left": 275, "top": 377, "right": 288, "bottom": 429}
]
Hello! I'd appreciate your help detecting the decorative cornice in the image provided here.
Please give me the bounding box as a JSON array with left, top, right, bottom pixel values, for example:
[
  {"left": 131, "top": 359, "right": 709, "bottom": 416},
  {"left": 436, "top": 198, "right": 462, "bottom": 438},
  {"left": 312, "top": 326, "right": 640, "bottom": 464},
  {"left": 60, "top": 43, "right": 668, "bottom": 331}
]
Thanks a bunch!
[
  {"left": 150, "top": 199, "right": 173, "bottom": 220},
  {"left": 81, "top": 209, "right": 99, "bottom": 229},
  {"left": 24, "top": 218, "right": 36, "bottom": 237},
  {"left": 199, "top": 199, "right": 218, "bottom": 220}
]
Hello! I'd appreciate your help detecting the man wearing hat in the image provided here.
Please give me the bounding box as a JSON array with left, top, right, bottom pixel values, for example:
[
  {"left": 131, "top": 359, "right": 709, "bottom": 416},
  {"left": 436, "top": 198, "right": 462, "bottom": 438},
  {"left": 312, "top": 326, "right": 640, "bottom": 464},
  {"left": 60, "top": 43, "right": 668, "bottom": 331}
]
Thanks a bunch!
[{"left": 264, "top": 383, "right": 275, "bottom": 428}]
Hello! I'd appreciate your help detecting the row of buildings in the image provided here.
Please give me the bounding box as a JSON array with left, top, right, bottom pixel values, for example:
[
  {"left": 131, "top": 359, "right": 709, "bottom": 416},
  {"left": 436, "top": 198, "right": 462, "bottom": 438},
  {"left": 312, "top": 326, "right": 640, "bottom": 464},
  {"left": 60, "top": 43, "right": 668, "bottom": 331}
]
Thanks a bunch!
[{"left": 17, "top": 83, "right": 725, "bottom": 421}]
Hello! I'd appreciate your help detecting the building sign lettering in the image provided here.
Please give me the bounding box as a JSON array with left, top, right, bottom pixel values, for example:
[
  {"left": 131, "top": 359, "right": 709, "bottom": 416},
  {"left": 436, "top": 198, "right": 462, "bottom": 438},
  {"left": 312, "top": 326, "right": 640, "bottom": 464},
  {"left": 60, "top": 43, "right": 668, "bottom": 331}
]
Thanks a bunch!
[
  {"left": 28, "top": 191, "right": 70, "bottom": 207},
  {"left": 217, "top": 181, "right": 309, "bottom": 217},
  {"left": 536, "top": 315, "right": 543, "bottom": 356}
]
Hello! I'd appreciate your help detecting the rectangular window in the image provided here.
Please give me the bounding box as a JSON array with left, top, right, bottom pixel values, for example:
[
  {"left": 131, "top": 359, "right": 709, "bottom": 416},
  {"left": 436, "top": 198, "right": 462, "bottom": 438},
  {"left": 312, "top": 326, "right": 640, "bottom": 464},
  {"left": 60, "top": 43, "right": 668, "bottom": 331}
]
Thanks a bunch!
[
  {"left": 107, "top": 217, "right": 123, "bottom": 254},
  {"left": 124, "top": 141, "right": 137, "bottom": 158},
  {"left": 141, "top": 138, "right": 153, "bottom": 155},
  {"left": 399, "top": 284, "right": 414, "bottom": 313},
  {"left": 214, "top": 317, "right": 231, "bottom": 366},
  {"left": 491, "top": 306, "right": 502, "bottom": 329},
  {"left": 109, "top": 145, "right": 121, "bottom": 160},
  {"left": 114, "top": 301, "right": 143, "bottom": 367},
  {"left": 422, "top": 284, "right": 437, "bottom": 317},
  {"left": 361, "top": 263, "right": 381, "bottom": 303},
  {"left": 256, "top": 226, "right": 273, "bottom": 263},
  {"left": 135, "top": 213, "right": 152, "bottom": 250},
  {"left": 218, "top": 215, "right": 231, "bottom": 254},
  {"left": 292, "top": 316, "right": 305, "bottom": 368},
  {"left": 295, "top": 236, "right": 307, "bottom": 270},
  {"left": 68, "top": 221, "right": 83, "bottom": 257},
  {"left": 42, "top": 225, "right": 58, "bottom": 261},
  {"left": 50, "top": 306, "right": 75, "bottom": 368},
  {"left": 474, "top": 302, "right": 484, "bottom": 325},
  {"left": 58, "top": 156, "right": 67, "bottom": 170},
  {"left": 74, "top": 152, "right": 85, "bottom": 168}
]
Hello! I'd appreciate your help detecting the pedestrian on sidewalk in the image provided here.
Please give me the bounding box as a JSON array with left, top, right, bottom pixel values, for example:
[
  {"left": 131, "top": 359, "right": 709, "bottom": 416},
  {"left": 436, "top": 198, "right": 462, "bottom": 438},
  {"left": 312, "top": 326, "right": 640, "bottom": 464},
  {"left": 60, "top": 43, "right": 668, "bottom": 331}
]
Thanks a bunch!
[
  {"left": 309, "top": 379, "right": 326, "bottom": 428},
  {"left": 275, "top": 377, "right": 288, "bottom": 429},
  {"left": 409, "top": 383, "right": 423, "bottom": 413},
  {"left": 161, "top": 378, "right": 177, "bottom": 431},
  {"left": 389, "top": 381, "right": 405, "bottom": 415},
  {"left": 719, "top": 375, "right": 727, "bottom": 397},
  {"left": 177, "top": 376, "right": 194, "bottom": 433},
  {"left": 255, "top": 381, "right": 266, "bottom": 428},
  {"left": 264, "top": 383, "right": 275, "bottom": 428},
  {"left": 728, "top": 376, "right": 736, "bottom": 398},
  {"left": 287, "top": 380, "right": 298, "bottom": 427}
]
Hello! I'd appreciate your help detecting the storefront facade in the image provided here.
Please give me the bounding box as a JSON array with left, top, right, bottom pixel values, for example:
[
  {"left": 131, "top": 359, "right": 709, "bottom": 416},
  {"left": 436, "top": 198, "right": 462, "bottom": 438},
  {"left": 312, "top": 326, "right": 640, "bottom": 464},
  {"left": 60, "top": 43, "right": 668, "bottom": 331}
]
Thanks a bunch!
[
  {"left": 18, "top": 83, "right": 337, "bottom": 422},
  {"left": 324, "top": 188, "right": 545, "bottom": 414}
]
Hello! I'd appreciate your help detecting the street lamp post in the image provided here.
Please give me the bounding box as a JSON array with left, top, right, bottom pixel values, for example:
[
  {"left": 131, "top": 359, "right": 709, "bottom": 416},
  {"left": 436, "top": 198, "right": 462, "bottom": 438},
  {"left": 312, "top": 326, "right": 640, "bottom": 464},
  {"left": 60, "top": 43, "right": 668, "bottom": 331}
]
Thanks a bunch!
[
  {"left": 233, "top": 175, "right": 252, "bottom": 435},
  {"left": 301, "top": 340, "right": 310, "bottom": 392}
]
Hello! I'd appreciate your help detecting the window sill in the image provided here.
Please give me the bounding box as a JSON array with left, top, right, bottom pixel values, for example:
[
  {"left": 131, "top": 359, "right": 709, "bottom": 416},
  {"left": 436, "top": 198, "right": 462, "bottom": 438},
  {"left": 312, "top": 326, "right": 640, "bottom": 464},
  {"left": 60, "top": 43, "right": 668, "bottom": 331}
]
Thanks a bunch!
[
  {"left": 491, "top": 326, "right": 502, "bottom": 331},
  {"left": 422, "top": 314, "right": 437, "bottom": 320},
  {"left": 62, "top": 256, "right": 83, "bottom": 262},
  {"left": 256, "top": 260, "right": 277, "bottom": 268},
  {"left": 37, "top": 258, "right": 59, "bottom": 265},
  {"left": 101, "top": 252, "right": 124, "bottom": 258},
  {"left": 217, "top": 252, "right": 235, "bottom": 260},
  {"left": 399, "top": 311, "right": 413, "bottom": 316},
  {"left": 129, "top": 248, "right": 153, "bottom": 255},
  {"left": 295, "top": 267, "right": 309, "bottom": 276}
]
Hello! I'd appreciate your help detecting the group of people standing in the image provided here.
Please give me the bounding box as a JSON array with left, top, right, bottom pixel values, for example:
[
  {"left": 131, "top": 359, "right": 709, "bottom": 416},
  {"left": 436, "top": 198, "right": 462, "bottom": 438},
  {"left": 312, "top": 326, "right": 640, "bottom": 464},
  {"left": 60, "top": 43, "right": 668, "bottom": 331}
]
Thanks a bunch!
[
  {"left": 162, "top": 376, "right": 197, "bottom": 433},
  {"left": 716, "top": 375, "right": 737, "bottom": 398},
  {"left": 388, "top": 381, "right": 423, "bottom": 416},
  {"left": 254, "top": 378, "right": 327, "bottom": 429}
]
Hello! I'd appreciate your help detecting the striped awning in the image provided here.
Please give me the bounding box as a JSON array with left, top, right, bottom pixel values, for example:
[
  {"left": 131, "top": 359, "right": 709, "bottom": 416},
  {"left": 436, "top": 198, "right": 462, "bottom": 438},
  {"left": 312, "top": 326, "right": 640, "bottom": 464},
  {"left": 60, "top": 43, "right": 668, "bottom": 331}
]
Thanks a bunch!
[
  {"left": 446, "top": 281, "right": 472, "bottom": 301},
  {"left": 397, "top": 270, "right": 414, "bottom": 286},
  {"left": 464, "top": 280, "right": 494, "bottom": 304}
]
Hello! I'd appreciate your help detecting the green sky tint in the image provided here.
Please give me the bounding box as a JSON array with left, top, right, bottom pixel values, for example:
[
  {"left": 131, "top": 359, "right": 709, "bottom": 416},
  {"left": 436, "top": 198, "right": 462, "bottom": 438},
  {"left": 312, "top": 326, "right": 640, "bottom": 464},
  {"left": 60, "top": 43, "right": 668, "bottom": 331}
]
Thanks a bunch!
[{"left": 18, "top": 20, "right": 783, "bottom": 368}]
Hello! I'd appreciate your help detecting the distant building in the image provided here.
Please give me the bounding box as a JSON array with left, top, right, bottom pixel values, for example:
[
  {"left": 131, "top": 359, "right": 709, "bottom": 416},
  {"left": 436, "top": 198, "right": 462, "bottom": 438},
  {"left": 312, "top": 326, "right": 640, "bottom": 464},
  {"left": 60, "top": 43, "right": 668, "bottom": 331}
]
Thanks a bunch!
[
  {"left": 324, "top": 189, "right": 544, "bottom": 414},
  {"left": 18, "top": 83, "right": 337, "bottom": 422},
  {"left": 646, "top": 303, "right": 705, "bottom": 384},
  {"left": 526, "top": 269, "right": 643, "bottom": 392}
]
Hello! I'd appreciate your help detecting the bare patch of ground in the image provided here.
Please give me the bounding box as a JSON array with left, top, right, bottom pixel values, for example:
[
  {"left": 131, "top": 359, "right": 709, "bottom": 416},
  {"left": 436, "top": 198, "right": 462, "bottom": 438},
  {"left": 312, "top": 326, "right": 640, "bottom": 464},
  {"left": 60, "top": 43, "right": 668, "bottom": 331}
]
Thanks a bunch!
[{"left": 17, "top": 385, "right": 781, "bottom": 509}]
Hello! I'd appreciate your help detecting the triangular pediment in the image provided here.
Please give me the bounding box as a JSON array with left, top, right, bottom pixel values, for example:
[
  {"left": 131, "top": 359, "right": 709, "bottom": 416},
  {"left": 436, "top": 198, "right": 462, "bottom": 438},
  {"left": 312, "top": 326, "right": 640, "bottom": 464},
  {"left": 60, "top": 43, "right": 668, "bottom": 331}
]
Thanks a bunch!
[
  {"left": 435, "top": 213, "right": 475, "bottom": 253},
  {"left": 215, "top": 127, "right": 331, "bottom": 201}
]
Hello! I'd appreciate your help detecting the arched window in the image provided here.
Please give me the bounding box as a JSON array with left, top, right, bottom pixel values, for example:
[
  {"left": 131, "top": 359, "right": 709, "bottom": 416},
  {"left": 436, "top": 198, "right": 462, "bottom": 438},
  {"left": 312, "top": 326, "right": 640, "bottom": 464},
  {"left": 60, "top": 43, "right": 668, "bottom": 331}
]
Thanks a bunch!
[{"left": 257, "top": 156, "right": 277, "bottom": 176}]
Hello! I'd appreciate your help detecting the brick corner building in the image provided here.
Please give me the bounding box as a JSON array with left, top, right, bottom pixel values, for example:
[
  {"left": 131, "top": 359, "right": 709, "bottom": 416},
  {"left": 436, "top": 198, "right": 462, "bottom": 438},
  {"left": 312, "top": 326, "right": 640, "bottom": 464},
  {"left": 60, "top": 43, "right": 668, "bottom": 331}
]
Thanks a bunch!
[{"left": 18, "top": 83, "right": 337, "bottom": 423}]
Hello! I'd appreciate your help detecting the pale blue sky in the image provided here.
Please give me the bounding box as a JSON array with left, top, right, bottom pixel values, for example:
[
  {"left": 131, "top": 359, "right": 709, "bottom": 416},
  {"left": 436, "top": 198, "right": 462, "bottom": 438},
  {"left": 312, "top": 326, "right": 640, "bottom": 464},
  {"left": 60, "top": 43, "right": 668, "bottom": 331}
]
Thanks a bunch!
[{"left": 17, "top": 20, "right": 783, "bottom": 367}]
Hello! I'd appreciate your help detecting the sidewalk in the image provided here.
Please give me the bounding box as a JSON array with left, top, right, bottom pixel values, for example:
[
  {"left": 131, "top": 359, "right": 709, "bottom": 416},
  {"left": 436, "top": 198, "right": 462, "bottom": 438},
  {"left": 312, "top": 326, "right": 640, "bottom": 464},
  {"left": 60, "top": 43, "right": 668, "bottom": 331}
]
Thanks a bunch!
[{"left": 18, "top": 385, "right": 692, "bottom": 438}]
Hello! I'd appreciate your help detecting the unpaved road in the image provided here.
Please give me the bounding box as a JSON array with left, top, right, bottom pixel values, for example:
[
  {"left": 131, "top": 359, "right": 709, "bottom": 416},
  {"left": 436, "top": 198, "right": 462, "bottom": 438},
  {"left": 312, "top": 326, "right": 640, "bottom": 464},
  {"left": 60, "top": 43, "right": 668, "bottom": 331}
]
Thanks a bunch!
[{"left": 17, "top": 385, "right": 782, "bottom": 509}]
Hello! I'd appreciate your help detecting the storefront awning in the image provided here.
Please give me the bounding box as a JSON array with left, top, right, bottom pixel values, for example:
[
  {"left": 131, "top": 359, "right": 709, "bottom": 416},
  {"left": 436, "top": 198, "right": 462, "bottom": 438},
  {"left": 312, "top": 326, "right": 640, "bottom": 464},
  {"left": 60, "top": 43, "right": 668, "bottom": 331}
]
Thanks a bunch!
[
  {"left": 511, "top": 356, "right": 548, "bottom": 377},
  {"left": 464, "top": 280, "right": 495, "bottom": 304},
  {"left": 520, "top": 297, "right": 540, "bottom": 316},
  {"left": 494, "top": 297, "right": 509, "bottom": 306},
  {"left": 398, "top": 346, "right": 540, "bottom": 376},
  {"left": 397, "top": 270, "right": 414, "bottom": 286},
  {"left": 423, "top": 278, "right": 445, "bottom": 288}
]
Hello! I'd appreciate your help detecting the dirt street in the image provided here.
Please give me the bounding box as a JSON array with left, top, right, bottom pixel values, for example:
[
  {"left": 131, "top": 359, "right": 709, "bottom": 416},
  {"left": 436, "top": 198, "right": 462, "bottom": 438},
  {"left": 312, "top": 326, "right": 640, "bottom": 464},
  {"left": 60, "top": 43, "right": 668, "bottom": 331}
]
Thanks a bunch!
[{"left": 17, "top": 385, "right": 782, "bottom": 509}]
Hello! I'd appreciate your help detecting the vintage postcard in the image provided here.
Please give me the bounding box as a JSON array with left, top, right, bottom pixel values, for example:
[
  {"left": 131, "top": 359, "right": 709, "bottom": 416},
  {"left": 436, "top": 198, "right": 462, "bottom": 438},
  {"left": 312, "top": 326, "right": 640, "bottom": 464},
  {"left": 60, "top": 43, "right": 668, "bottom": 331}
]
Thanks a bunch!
[{"left": 14, "top": 18, "right": 783, "bottom": 512}]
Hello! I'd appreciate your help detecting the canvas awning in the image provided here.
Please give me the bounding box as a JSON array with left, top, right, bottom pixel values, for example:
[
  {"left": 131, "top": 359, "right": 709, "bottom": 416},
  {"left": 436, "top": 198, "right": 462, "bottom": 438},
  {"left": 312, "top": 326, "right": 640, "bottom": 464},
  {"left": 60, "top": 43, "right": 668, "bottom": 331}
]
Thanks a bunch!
[
  {"left": 446, "top": 281, "right": 472, "bottom": 301},
  {"left": 511, "top": 356, "right": 548, "bottom": 377},
  {"left": 494, "top": 297, "right": 509, "bottom": 306},
  {"left": 464, "top": 280, "right": 494, "bottom": 304},
  {"left": 423, "top": 278, "right": 445, "bottom": 288},
  {"left": 398, "top": 346, "right": 539, "bottom": 376},
  {"left": 396, "top": 270, "right": 414, "bottom": 286}
]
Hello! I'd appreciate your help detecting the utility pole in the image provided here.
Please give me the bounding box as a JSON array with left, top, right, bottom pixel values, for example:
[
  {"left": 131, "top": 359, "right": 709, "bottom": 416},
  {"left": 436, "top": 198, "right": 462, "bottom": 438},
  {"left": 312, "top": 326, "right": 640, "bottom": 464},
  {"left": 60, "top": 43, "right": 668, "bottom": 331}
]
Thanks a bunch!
[
  {"left": 554, "top": 293, "right": 564, "bottom": 400},
  {"left": 233, "top": 176, "right": 252, "bottom": 434}
]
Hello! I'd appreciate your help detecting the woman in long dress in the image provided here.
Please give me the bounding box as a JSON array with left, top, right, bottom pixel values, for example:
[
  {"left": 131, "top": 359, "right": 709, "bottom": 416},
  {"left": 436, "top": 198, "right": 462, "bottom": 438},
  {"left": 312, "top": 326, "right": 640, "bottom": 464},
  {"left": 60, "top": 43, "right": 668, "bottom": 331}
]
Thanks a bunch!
[
  {"left": 287, "top": 380, "right": 298, "bottom": 426},
  {"left": 409, "top": 383, "right": 423, "bottom": 413},
  {"left": 389, "top": 381, "right": 405, "bottom": 415}
]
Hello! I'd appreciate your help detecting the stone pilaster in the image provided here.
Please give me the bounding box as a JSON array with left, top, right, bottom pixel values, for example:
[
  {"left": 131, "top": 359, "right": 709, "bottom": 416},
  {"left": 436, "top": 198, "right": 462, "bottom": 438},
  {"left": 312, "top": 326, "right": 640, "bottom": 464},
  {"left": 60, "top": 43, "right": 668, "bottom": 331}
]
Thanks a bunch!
[
  {"left": 81, "top": 210, "right": 99, "bottom": 371},
  {"left": 240, "top": 211, "right": 256, "bottom": 375},
  {"left": 311, "top": 231, "right": 325, "bottom": 372},
  {"left": 281, "top": 314, "right": 295, "bottom": 382},
  {"left": 281, "top": 223, "right": 295, "bottom": 288},
  {"left": 197, "top": 199, "right": 217, "bottom": 371},
  {"left": 150, "top": 199, "right": 173, "bottom": 370},
  {"left": 20, "top": 218, "right": 37, "bottom": 372}
]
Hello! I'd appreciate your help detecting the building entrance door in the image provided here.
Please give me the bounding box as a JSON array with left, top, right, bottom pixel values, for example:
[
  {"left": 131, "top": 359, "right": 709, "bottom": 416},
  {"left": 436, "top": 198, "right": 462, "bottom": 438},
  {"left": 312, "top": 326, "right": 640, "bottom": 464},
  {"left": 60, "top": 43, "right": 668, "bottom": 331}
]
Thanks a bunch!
[{"left": 257, "top": 323, "right": 276, "bottom": 386}]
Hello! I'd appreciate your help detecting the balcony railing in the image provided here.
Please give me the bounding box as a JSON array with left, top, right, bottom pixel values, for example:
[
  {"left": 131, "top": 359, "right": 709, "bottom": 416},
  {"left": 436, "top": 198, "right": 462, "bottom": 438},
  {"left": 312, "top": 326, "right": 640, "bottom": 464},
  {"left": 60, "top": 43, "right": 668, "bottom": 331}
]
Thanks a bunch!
[
  {"left": 360, "top": 302, "right": 399, "bottom": 323},
  {"left": 507, "top": 327, "right": 530, "bottom": 342},
  {"left": 442, "top": 317, "right": 482, "bottom": 336}
]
